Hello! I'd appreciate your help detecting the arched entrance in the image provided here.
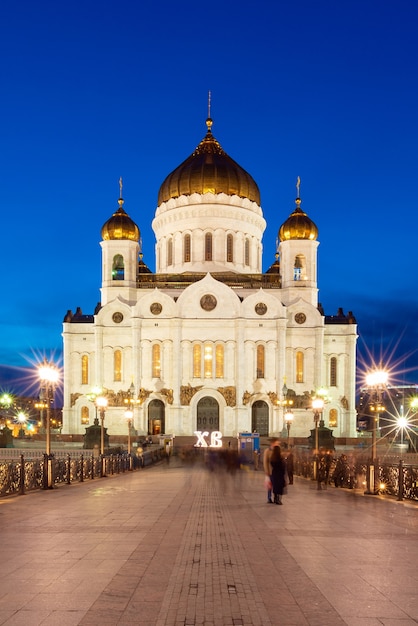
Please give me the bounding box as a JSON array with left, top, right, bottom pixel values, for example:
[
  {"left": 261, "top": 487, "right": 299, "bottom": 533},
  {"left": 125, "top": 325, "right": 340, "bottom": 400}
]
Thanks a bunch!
[
  {"left": 251, "top": 400, "right": 269, "bottom": 436},
  {"left": 196, "top": 396, "right": 219, "bottom": 433},
  {"left": 148, "top": 399, "right": 165, "bottom": 435}
]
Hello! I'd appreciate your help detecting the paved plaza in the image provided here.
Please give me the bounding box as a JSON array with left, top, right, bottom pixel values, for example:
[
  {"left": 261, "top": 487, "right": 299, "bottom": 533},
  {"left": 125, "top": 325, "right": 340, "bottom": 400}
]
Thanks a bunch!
[{"left": 0, "top": 456, "right": 417, "bottom": 626}]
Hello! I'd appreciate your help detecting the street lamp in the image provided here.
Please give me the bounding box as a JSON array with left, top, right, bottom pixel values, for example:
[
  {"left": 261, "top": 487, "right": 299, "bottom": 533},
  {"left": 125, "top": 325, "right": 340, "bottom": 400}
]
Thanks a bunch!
[
  {"left": 16, "top": 412, "right": 27, "bottom": 438},
  {"left": 365, "top": 368, "right": 388, "bottom": 494},
  {"left": 124, "top": 409, "right": 133, "bottom": 469},
  {"left": 284, "top": 410, "right": 294, "bottom": 442},
  {"left": 38, "top": 359, "right": 59, "bottom": 489},
  {"left": 312, "top": 397, "right": 324, "bottom": 481},
  {"left": 96, "top": 395, "right": 108, "bottom": 477}
]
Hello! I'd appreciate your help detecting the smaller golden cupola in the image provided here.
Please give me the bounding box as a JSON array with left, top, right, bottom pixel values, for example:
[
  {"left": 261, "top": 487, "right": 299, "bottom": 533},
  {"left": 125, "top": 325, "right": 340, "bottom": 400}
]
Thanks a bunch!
[
  {"left": 278, "top": 180, "right": 318, "bottom": 241},
  {"left": 101, "top": 179, "right": 140, "bottom": 241}
]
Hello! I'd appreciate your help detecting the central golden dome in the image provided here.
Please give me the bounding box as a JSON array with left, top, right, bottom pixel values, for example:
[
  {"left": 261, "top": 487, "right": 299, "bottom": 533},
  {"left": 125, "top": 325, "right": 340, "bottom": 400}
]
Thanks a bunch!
[{"left": 157, "top": 118, "right": 260, "bottom": 205}]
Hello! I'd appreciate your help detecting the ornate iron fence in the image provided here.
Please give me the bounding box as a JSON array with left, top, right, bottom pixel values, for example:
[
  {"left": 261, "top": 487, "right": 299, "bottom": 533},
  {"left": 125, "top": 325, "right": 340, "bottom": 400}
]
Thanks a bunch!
[
  {"left": 293, "top": 449, "right": 418, "bottom": 502},
  {"left": 0, "top": 448, "right": 165, "bottom": 497}
]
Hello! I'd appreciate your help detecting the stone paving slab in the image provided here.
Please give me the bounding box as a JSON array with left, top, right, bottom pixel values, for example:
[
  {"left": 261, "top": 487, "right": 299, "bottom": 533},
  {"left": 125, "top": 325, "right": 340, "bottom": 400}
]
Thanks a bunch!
[{"left": 0, "top": 459, "right": 417, "bottom": 625}]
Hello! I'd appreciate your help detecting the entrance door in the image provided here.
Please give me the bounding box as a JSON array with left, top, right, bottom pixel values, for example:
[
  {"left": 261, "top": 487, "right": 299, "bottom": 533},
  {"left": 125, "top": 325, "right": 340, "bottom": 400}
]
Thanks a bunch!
[
  {"left": 252, "top": 400, "right": 269, "bottom": 436},
  {"left": 148, "top": 399, "right": 165, "bottom": 435},
  {"left": 196, "top": 397, "right": 219, "bottom": 433}
]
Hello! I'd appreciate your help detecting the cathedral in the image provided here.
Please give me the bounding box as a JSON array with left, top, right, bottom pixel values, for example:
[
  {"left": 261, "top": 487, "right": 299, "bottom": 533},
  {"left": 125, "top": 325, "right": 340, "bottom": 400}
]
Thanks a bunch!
[{"left": 62, "top": 113, "right": 358, "bottom": 439}]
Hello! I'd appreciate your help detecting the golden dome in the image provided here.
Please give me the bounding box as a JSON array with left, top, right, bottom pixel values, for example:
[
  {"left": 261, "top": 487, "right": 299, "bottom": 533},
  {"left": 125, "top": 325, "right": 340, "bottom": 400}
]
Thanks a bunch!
[
  {"left": 157, "top": 118, "right": 260, "bottom": 205},
  {"left": 279, "top": 198, "right": 318, "bottom": 241},
  {"left": 101, "top": 198, "right": 140, "bottom": 241}
]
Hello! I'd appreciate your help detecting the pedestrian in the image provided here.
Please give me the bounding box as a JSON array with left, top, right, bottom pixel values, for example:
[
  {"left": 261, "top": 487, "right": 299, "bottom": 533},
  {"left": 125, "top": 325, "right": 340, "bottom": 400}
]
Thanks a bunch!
[
  {"left": 253, "top": 449, "right": 260, "bottom": 471},
  {"left": 270, "top": 445, "right": 287, "bottom": 505},
  {"left": 285, "top": 447, "right": 294, "bottom": 485},
  {"left": 263, "top": 438, "right": 279, "bottom": 503}
]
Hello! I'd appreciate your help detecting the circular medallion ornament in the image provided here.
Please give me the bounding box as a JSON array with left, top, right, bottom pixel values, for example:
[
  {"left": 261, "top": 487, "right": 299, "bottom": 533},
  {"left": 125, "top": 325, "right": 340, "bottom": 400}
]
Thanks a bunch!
[
  {"left": 150, "top": 302, "right": 162, "bottom": 315},
  {"left": 294, "top": 312, "right": 306, "bottom": 324},
  {"left": 255, "top": 302, "right": 267, "bottom": 316},
  {"left": 112, "top": 312, "right": 124, "bottom": 324},
  {"left": 200, "top": 294, "right": 217, "bottom": 311}
]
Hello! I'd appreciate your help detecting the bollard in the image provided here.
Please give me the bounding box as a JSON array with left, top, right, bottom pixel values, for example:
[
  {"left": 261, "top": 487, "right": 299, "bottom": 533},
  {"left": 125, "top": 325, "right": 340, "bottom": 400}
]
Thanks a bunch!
[
  {"left": 19, "top": 454, "right": 25, "bottom": 496},
  {"left": 66, "top": 454, "right": 71, "bottom": 485},
  {"left": 397, "top": 458, "right": 404, "bottom": 501},
  {"left": 91, "top": 455, "right": 94, "bottom": 480},
  {"left": 80, "top": 454, "right": 84, "bottom": 482}
]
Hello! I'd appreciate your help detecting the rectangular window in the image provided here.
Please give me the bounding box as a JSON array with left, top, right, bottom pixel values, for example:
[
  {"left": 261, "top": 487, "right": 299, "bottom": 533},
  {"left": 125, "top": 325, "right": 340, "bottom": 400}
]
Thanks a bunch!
[
  {"left": 256, "top": 345, "right": 265, "bottom": 378},
  {"left": 204, "top": 344, "right": 212, "bottom": 378},
  {"left": 152, "top": 345, "right": 161, "bottom": 378},
  {"left": 296, "top": 351, "right": 304, "bottom": 383},
  {"left": 193, "top": 344, "right": 201, "bottom": 378},
  {"left": 216, "top": 344, "right": 224, "bottom": 378}
]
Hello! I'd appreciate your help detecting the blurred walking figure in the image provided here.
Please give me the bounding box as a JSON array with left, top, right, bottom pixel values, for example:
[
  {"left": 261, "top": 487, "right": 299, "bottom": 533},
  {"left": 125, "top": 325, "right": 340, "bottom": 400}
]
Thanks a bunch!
[
  {"left": 263, "top": 438, "right": 279, "bottom": 503},
  {"left": 285, "top": 447, "right": 294, "bottom": 485},
  {"left": 270, "top": 445, "right": 286, "bottom": 504}
]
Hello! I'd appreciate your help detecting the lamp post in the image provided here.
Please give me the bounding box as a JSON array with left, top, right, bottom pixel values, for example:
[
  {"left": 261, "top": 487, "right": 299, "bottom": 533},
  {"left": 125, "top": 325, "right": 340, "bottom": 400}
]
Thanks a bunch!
[
  {"left": 96, "top": 395, "right": 108, "bottom": 477},
  {"left": 365, "top": 368, "right": 388, "bottom": 494},
  {"left": 124, "top": 409, "right": 133, "bottom": 470},
  {"left": 312, "top": 397, "right": 324, "bottom": 481},
  {"left": 17, "top": 412, "right": 27, "bottom": 438},
  {"left": 284, "top": 410, "right": 294, "bottom": 442},
  {"left": 38, "top": 359, "right": 59, "bottom": 489}
]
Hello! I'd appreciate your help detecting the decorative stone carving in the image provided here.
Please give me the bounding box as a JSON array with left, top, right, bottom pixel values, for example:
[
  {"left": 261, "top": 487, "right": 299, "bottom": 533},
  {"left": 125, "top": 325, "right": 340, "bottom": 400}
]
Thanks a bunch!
[
  {"left": 112, "top": 312, "right": 124, "bottom": 323},
  {"left": 180, "top": 384, "right": 203, "bottom": 405},
  {"left": 150, "top": 302, "right": 162, "bottom": 315},
  {"left": 267, "top": 391, "right": 279, "bottom": 405},
  {"left": 70, "top": 393, "right": 82, "bottom": 407},
  {"left": 161, "top": 388, "right": 173, "bottom": 405},
  {"left": 255, "top": 302, "right": 267, "bottom": 315},
  {"left": 242, "top": 390, "right": 253, "bottom": 405},
  {"left": 218, "top": 386, "right": 236, "bottom": 407},
  {"left": 200, "top": 294, "right": 217, "bottom": 311}
]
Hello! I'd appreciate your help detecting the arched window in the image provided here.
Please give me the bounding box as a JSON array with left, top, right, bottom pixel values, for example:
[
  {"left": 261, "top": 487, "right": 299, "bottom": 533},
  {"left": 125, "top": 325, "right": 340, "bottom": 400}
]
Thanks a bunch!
[
  {"left": 112, "top": 254, "right": 124, "bottom": 280},
  {"left": 167, "top": 238, "right": 173, "bottom": 266},
  {"left": 204, "top": 343, "right": 212, "bottom": 378},
  {"left": 205, "top": 233, "right": 213, "bottom": 261},
  {"left": 329, "top": 408, "right": 338, "bottom": 427},
  {"left": 227, "top": 234, "right": 233, "bottom": 262},
  {"left": 330, "top": 357, "right": 337, "bottom": 387},
  {"left": 193, "top": 344, "right": 201, "bottom": 378},
  {"left": 293, "top": 256, "right": 302, "bottom": 281},
  {"left": 296, "top": 351, "right": 304, "bottom": 383},
  {"left": 256, "top": 345, "right": 265, "bottom": 378},
  {"left": 215, "top": 344, "right": 224, "bottom": 378},
  {"left": 184, "top": 234, "right": 191, "bottom": 262},
  {"left": 245, "top": 238, "right": 250, "bottom": 266},
  {"left": 81, "top": 355, "right": 89, "bottom": 385},
  {"left": 152, "top": 344, "right": 161, "bottom": 378},
  {"left": 114, "top": 350, "right": 122, "bottom": 382},
  {"left": 81, "top": 406, "right": 89, "bottom": 425}
]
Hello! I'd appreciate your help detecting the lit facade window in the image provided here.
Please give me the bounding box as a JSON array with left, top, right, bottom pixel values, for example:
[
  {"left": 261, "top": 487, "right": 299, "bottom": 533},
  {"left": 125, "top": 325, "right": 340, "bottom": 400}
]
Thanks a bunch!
[
  {"left": 81, "top": 406, "right": 89, "bottom": 425},
  {"left": 245, "top": 238, "right": 250, "bottom": 266},
  {"left": 227, "top": 234, "right": 233, "bottom": 262},
  {"left": 330, "top": 357, "right": 337, "bottom": 387},
  {"left": 204, "top": 343, "right": 212, "bottom": 378},
  {"left": 112, "top": 254, "right": 124, "bottom": 280},
  {"left": 216, "top": 344, "right": 224, "bottom": 378},
  {"left": 329, "top": 408, "right": 338, "bottom": 427},
  {"left": 296, "top": 351, "right": 304, "bottom": 383},
  {"left": 152, "top": 344, "right": 161, "bottom": 378},
  {"left": 256, "top": 345, "right": 265, "bottom": 378},
  {"left": 167, "top": 238, "right": 173, "bottom": 266},
  {"left": 114, "top": 350, "right": 122, "bottom": 382},
  {"left": 81, "top": 355, "right": 89, "bottom": 385},
  {"left": 184, "top": 234, "right": 191, "bottom": 262},
  {"left": 205, "top": 233, "right": 213, "bottom": 261},
  {"left": 193, "top": 344, "right": 201, "bottom": 378}
]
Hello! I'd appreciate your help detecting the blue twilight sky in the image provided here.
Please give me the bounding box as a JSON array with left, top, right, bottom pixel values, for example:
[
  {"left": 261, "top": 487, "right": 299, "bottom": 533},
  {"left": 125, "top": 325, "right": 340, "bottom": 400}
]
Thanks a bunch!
[{"left": 1, "top": 0, "right": 418, "bottom": 390}]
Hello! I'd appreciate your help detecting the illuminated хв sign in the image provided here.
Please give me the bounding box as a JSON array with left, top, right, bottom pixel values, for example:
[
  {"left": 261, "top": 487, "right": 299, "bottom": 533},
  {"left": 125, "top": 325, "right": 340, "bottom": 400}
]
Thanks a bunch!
[{"left": 194, "top": 430, "right": 222, "bottom": 448}]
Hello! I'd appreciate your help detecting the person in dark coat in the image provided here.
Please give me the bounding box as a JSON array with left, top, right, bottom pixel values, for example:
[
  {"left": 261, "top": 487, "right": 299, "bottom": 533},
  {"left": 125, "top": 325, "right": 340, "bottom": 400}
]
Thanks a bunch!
[{"left": 270, "top": 445, "right": 287, "bottom": 505}]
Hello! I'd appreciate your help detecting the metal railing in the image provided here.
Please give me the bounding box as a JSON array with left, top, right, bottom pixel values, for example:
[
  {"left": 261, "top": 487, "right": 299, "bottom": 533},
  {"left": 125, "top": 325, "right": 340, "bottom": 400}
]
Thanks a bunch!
[
  {"left": 0, "top": 447, "right": 165, "bottom": 497},
  {"left": 293, "top": 449, "right": 418, "bottom": 502}
]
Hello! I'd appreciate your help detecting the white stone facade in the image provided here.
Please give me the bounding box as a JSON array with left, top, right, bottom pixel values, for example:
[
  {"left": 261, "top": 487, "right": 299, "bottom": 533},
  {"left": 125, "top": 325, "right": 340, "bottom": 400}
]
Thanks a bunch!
[{"left": 62, "top": 124, "right": 358, "bottom": 440}]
